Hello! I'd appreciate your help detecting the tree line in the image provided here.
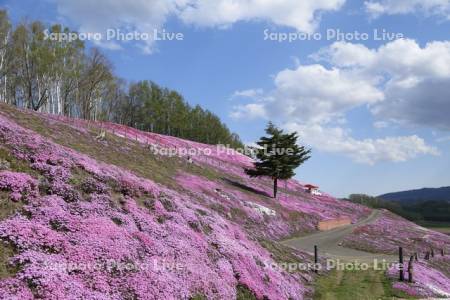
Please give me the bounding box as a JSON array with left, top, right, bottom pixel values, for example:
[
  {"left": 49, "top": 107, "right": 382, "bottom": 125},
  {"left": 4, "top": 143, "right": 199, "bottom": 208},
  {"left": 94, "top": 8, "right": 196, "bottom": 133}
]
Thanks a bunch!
[
  {"left": 345, "top": 194, "right": 450, "bottom": 223},
  {"left": 0, "top": 10, "right": 243, "bottom": 148}
]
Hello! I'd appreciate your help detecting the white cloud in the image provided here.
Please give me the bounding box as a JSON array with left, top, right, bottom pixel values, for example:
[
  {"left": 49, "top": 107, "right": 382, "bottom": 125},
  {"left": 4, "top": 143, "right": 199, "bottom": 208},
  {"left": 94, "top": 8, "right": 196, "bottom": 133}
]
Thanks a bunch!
[
  {"left": 230, "top": 103, "right": 268, "bottom": 120},
  {"left": 315, "top": 39, "right": 450, "bottom": 79},
  {"left": 311, "top": 42, "right": 377, "bottom": 67},
  {"left": 284, "top": 123, "right": 439, "bottom": 165},
  {"left": 232, "top": 38, "right": 446, "bottom": 163},
  {"left": 232, "top": 64, "right": 383, "bottom": 124},
  {"left": 373, "top": 121, "right": 389, "bottom": 128},
  {"left": 55, "top": 0, "right": 346, "bottom": 52},
  {"left": 365, "top": 0, "right": 450, "bottom": 19},
  {"left": 232, "top": 89, "right": 264, "bottom": 99},
  {"left": 178, "top": 0, "right": 346, "bottom": 33},
  {"left": 56, "top": 0, "right": 181, "bottom": 53},
  {"left": 314, "top": 39, "right": 450, "bottom": 130}
]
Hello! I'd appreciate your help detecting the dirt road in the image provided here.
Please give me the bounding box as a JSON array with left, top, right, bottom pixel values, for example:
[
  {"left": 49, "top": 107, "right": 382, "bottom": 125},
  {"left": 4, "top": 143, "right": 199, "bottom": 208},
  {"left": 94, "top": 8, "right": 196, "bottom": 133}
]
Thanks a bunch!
[{"left": 282, "top": 210, "right": 396, "bottom": 263}]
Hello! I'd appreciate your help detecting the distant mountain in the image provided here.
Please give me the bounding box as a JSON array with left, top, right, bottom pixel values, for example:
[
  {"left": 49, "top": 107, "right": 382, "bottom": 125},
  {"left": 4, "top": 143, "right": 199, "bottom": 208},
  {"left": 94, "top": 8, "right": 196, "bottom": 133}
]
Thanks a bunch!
[{"left": 379, "top": 186, "right": 450, "bottom": 203}]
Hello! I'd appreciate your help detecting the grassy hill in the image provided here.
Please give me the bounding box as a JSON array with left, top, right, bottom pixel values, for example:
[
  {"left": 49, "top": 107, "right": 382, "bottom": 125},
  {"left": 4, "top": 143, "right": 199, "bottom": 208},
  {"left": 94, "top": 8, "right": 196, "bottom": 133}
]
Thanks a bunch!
[{"left": 0, "top": 103, "right": 449, "bottom": 299}]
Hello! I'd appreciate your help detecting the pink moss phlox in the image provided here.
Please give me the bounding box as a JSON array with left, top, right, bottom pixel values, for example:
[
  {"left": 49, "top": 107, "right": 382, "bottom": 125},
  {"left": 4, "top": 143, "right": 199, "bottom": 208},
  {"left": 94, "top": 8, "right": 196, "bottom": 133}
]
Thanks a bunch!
[
  {"left": 388, "top": 260, "right": 450, "bottom": 297},
  {"left": 0, "top": 171, "right": 38, "bottom": 201}
]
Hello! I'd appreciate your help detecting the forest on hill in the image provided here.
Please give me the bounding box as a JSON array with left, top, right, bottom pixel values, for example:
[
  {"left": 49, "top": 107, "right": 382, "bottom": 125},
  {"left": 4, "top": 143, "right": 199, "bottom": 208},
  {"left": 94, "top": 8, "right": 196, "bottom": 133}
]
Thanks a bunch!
[
  {"left": 346, "top": 194, "right": 450, "bottom": 223},
  {"left": 0, "top": 10, "right": 243, "bottom": 148},
  {"left": 379, "top": 186, "right": 450, "bottom": 203}
]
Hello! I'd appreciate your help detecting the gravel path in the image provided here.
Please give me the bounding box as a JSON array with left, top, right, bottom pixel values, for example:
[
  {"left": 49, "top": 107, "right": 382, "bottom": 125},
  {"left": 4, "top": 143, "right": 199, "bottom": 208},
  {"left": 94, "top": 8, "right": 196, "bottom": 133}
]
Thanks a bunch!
[{"left": 282, "top": 210, "right": 397, "bottom": 263}]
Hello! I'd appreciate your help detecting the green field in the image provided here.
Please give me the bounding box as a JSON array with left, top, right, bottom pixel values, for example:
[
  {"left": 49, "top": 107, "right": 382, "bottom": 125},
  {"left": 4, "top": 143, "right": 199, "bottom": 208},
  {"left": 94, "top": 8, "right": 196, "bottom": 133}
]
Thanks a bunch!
[
  {"left": 314, "top": 269, "right": 414, "bottom": 300},
  {"left": 417, "top": 221, "right": 450, "bottom": 235}
]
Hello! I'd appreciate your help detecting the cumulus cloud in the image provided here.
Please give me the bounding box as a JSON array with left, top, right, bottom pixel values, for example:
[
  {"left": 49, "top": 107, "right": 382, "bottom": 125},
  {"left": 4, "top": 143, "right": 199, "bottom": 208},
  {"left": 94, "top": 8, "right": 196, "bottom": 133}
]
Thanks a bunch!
[
  {"left": 56, "top": 0, "right": 345, "bottom": 52},
  {"left": 231, "top": 61, "right": 384, "bottom": 125},
  {"left": 232, "top": 39, "right": 446, "bottom": 164},
  {"left": 269, "top": 64, "right": 383, "bottom": 124},
  {"left": 231, "top": 89, "right": 264, "bottom": 99},
  {"left": 284, "top": 123, "right": 439, "bottom": 165},
  {"left": 365, "top": 0, "right": 450, "bottom": 19},
  {"left": 56, "top": 0, "right": 180, "bottom": 53},
  {"left": 373, "top": 79, "right": 450, "bottom": 130},
  {"left": 231, "top": 62, "right": 384, "bottom": 124},
  {"left": 230, "top": 103, "right": 268, "bottom": 120},
  {"left": 315, "top": 39, "right": 450, "bottom": 79},
  {"left": 178, "top": 0, "right": 345, "bottom": 33},
  {"left": 311, "top": 39, "right": 450, "bottom": 129}
]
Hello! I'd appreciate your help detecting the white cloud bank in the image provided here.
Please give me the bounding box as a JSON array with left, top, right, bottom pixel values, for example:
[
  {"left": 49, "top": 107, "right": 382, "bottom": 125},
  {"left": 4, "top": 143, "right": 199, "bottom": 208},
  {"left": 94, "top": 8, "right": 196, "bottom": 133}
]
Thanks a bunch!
[
  {"left": 284, "top": 123, "right": 439, "bottom": 165},
  {"left": 178, "top": 0, "right": 345, "bottom": 32},
  {"left": 232, "top": 39, "right": 446, "bottom": 164},
  {"left": 317, "top": 39, "right": 450, "bottom": 130},
  {"left": 365, "top": 0, "right": 450, "bottom": 19},
  {"left": 56, "top": 0, "right": 179, "bottom": 52},
  {"left": 56, "top": 0, "right": 345, "bottom": 52}
]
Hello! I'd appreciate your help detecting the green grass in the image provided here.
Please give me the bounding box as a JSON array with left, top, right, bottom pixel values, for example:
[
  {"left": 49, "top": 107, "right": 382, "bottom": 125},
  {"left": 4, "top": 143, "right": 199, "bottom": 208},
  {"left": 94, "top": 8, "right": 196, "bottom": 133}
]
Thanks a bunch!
[
  {"left": 0, "top": 104, "right": 225, "bottom": 189},
  {"left": 429, "top": 227, "right": 450, "bottom": 235},
  {"left": 0, "top": 191, "right": 23, "bottom": 220},
  {"left": 259, "top": 239, "right": 312, "bottom": 267},
  {"left": 0, "top": 147, "right": 39, "bottom": 177},
  {"left": 189, "top": 294, "right": 207, "bottom": 300},
  {"left": 236, "top": 284, "right": 257, "bottom": 300},
  {"left": 417, "top": 221, "right": 450, "bottom": 235},
  {"left": 0, "top": 104, "right": 299, "bottom": 213},
  {"left": 314, "top": 269, "right": 415, "bottom": 300},
  {"left": 0, "top": 241, "right": 18, "bottom": 279}
]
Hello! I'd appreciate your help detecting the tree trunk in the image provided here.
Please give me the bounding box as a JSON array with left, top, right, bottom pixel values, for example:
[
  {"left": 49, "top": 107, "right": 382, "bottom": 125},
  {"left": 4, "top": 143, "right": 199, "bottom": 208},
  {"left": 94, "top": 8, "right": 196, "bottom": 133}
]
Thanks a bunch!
[{"left": 273, "top": 177, "right": 278, "bottom": 198}]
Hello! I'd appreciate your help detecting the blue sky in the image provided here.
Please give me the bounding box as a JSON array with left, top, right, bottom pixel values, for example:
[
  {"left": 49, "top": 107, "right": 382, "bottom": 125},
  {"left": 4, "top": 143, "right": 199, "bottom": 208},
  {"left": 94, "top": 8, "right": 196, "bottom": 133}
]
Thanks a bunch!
[{"left": 3, "top": 0, "right": 450, "bottom": 197}]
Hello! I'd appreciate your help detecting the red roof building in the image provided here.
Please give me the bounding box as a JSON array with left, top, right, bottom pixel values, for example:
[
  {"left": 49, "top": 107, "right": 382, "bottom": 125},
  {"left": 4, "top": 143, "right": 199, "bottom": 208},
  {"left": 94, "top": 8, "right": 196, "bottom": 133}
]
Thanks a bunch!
[{"left": 304, "top": 184, "right": 321, "bottom": 195}]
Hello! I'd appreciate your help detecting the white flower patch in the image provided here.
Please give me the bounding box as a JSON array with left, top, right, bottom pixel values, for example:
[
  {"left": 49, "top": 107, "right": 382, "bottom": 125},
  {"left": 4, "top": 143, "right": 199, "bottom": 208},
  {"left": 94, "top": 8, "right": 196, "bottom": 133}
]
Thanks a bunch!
[
  {"left": 426, "top": 284, "right": 450, "bottom": 298},
  {"left": 248, "top": 202, "right": 276, "bottom": 216}
]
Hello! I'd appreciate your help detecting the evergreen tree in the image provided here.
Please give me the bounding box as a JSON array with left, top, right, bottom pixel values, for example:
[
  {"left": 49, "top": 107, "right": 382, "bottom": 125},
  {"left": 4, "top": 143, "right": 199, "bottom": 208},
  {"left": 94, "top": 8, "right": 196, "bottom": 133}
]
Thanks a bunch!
[{"left": 245, "top": 122, "right": 311, "bottom": 198}]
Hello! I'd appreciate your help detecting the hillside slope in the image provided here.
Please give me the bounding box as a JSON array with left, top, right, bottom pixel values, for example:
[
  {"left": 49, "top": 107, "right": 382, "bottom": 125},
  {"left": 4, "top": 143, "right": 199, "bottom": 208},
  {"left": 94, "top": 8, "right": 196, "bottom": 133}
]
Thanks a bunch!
[
  {"left": 379, "top": 186, "right": 450, "bottom": 203},
  {"left": 0, "top": 104, "right": 449, "bottom": 299}
]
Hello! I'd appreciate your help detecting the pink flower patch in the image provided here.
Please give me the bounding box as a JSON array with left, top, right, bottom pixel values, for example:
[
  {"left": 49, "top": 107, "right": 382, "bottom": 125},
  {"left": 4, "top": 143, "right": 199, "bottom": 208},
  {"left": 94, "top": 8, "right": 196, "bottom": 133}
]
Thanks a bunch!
[{"left": 0, "top": 171, "right": 38, "bottom": 202}]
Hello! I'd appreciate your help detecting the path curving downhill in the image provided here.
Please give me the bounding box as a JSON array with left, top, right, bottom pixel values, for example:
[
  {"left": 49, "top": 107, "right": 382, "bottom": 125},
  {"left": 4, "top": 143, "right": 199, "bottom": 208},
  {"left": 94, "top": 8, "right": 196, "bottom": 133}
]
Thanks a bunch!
[{"left": 282, "top": 210, "right": 396, "bottom": 263}]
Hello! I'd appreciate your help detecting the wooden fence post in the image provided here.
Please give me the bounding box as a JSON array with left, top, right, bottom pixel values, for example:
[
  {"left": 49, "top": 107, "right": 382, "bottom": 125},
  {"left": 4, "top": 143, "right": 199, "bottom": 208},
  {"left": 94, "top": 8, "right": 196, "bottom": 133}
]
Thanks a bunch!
[
  {"left": 414, "top": 252, "right": 418, "bottom": 262},
  {"left": 314, "top": 245, "right": 318, "bottom": 274},
  {"left": 431, "top": 248, "right": 434, "bottom": 258},
  {"left": 408, "top": 256, "right": 414, "bottom": 283},
  {"left": 442, "top": 249, "right": 445, "bottom": 257},
  {"left": 399, "top": 247, "right": 404, "bottom": 282}
]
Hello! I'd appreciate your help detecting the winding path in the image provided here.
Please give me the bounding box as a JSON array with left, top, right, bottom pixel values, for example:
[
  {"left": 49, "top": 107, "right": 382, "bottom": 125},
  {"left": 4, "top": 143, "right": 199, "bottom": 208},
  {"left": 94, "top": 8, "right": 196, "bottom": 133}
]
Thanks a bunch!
[{"left": 282, "top": 210, "right": 396, "bottom": 263}]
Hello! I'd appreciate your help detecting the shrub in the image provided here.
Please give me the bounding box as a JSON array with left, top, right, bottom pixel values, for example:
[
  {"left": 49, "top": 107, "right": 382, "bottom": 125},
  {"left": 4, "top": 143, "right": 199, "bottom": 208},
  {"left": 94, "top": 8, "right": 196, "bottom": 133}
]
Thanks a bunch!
[
  {"left": 79, "top": 178, "right": 108, "bottom": 194},
  {"left": 49, "top": 181, "right": 80, "bottom": 202}
]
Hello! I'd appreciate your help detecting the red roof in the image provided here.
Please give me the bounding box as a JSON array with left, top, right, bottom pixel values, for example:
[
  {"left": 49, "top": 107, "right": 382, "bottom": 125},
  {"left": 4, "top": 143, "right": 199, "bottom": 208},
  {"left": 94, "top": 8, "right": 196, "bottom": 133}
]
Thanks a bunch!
[{"left": 304, "top": 184, "right": 319, "bottom": 189}]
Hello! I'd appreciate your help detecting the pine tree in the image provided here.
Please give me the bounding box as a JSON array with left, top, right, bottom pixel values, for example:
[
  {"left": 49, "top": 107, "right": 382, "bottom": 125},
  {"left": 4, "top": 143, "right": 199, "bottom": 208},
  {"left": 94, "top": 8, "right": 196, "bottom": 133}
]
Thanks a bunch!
[{"left": 245, "top": 122, "right": 311, "bottom": 198}]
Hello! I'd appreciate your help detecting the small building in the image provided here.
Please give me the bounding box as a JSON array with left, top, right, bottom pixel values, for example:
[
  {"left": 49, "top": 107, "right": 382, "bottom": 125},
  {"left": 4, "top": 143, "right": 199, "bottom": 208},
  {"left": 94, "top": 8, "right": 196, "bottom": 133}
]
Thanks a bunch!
[{"left": 304, "top": 184, "right": 322, "bottom": 196}]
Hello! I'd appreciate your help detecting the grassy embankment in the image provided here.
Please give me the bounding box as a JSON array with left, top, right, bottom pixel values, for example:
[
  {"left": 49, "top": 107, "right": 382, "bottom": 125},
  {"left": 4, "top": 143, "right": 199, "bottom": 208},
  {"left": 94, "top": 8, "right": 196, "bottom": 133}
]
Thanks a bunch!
[
  {"left": 417, "top": 221, "right": 450, "bottom": 235},
  {"left": 314, "top": 269, "right": 415, "bottom": 300}
]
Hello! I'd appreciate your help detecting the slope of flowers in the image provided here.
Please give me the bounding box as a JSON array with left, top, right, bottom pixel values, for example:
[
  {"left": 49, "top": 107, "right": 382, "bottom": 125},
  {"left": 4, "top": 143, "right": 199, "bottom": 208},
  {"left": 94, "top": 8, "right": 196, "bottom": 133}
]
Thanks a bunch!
[
  {"left": 342, "top": 210, "right": 450, "bottom": 255},
  {"left": 94, "top": 118, "right": 371, "bottom": 229},
  {"left": 35, "top": 107, "right": 372, "bottom": 234},
  {"left": 175, "top": 172, "right": 370, "bottom": 240},
  {"left": 2, "top": 105, "right": 448, "bottom": 299},
  {"left": 0, "top": 110, "right": 314, "bottom": 298},
  {"left": 387, "top": 257, "right": 450, "bottom": 298}
]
